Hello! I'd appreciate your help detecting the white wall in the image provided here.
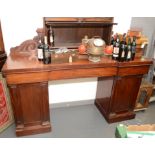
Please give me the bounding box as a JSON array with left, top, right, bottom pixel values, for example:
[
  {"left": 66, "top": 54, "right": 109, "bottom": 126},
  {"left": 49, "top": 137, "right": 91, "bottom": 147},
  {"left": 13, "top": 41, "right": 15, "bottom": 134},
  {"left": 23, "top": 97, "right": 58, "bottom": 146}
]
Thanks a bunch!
[
  {"left": 0, "top": 1, "right": 131, "bottom": 104},
  {"left": 113, "top": 17, "right": 132, "bottom": 34}
]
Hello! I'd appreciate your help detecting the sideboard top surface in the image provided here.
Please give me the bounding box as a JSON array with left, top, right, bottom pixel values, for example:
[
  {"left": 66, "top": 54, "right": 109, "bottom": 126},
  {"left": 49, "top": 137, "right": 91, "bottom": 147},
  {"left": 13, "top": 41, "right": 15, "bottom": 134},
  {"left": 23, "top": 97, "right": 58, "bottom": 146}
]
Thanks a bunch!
[
  {"left": 2, "top": 54, "right": 117, "bottom": 74},
  {"left": 2, "top": 51, "right": 153, "bottom": 75}
]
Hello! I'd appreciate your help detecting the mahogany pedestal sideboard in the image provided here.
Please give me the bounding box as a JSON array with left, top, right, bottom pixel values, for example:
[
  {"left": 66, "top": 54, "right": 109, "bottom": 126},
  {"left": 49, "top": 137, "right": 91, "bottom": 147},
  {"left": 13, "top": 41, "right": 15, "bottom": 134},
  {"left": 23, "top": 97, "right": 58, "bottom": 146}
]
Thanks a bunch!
[{"left": 2, "top": 52, "right": 152, "bottom": 136}]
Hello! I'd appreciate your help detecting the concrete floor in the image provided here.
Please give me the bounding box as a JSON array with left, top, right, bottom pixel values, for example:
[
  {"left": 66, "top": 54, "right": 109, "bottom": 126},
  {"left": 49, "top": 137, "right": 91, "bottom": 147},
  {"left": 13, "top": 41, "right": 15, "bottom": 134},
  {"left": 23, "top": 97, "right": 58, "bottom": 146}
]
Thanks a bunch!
[{"left": 1, "top": 102, "right": 155, "bottom": 138}]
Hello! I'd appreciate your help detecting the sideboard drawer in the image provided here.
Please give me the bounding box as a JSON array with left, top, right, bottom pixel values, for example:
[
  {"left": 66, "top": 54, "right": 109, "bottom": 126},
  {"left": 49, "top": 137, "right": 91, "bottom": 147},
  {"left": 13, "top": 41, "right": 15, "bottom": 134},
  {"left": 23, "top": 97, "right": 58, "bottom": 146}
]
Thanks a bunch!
[
  {"left": 118, "top": 65, "right": 150, "bottom": 76},
  {"left": 50, "top": 67, "right": 117, "bottom": 80},
  {"left": 6, "top": 67, "right": 117, "bottom": 84}
]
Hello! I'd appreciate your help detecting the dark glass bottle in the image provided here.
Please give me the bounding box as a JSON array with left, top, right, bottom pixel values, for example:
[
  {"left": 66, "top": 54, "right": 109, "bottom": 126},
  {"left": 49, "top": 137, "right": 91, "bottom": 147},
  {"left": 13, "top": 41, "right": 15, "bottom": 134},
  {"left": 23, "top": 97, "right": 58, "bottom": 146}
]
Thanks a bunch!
[
  {"left": 119, "top": 44, "right": 127, "bottom": 62},
  {"left": 37, "top": 38, "right": 43, "bottom": 61},
  {"left": 126, "top": 37, "right": 132, "bottom": 61},
  {"left": 112, "top": 35, "right": 120, "bottom": 60},
  {"left": 119, "top": 34, "right": 127, "bottom": 62},
  {"left": 49, "top": 26, "right": 54, "bottom": 47},
  {"left": 43, "top": 36, "right": 51, "bottom": 64},
  {"left": 121, "top": 33, "right": 127, "bottom": 46},
  {"left": 110, "top": 36, "right": 114, "bottom": 47},
  {"left": 131, "top": 36, "right": 136, "bottom": 60}
]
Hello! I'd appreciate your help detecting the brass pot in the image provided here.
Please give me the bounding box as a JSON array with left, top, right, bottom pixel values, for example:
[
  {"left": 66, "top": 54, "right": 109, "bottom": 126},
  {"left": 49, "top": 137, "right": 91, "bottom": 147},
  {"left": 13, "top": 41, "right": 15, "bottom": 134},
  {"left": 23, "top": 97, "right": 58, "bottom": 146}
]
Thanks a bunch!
[{"left": 86, "top": 37, "right": 106, "bottom": 62}]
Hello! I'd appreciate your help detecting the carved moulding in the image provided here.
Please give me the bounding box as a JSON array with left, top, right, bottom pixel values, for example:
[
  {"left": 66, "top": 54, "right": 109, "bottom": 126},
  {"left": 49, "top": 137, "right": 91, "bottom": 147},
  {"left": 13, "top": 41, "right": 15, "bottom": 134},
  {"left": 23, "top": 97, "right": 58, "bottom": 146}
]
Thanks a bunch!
[{"left": 10, "top": 28, "right": 44, "bottom": 60}]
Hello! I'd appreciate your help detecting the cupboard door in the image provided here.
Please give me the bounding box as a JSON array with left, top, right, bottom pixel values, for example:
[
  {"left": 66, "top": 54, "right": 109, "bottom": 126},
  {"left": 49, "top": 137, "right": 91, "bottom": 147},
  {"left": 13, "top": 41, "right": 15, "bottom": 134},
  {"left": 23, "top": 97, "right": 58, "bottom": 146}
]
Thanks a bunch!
[
  {"left": 9, "top": 82, "right": 51, "bottom": 136},
  {"left": 110, "top": 75, "right": 142, "bottom": 114}
]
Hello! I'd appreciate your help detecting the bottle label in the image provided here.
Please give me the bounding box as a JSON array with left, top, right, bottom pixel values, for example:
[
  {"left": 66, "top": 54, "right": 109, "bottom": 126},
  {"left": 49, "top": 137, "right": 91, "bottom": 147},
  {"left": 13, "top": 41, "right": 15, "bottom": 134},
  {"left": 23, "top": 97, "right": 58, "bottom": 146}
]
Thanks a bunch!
[
  {"left": 44, "top": 36, "right": 48, "bottom": 44},
  {"left": 113, "top": 54, "right": 119, "bottom": 57},
  {"left": 37, "top": 49, "right": 43, "bottom": 59},
  {"left": 127, "top": 51, "right": 131, "bottom": 59},
  {"left": 113, "top": 47, "right": 119, "bottom": 54},
  {"left": 132, "top": 46, "right": 136, "bottom": 53},
  {"left": 121, "top": 51, "right": 125, "bottom": 58},
  {"left": 45, "top": 51, "right": 50, "bottom": 58},
  {"left": 50, "top": 36, "right": 53, "bottom": 43},
  {"left": 116, "top": 42, "right": 119, "bottom": 47}
]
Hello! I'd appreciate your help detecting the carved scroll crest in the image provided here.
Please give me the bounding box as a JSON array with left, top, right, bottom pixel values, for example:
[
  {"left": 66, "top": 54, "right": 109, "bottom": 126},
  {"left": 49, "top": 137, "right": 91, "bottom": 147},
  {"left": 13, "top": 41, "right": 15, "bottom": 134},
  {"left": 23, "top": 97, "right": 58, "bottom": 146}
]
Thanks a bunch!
[{"left": 10, "top": 28, "right": 44, "bottom": 60}]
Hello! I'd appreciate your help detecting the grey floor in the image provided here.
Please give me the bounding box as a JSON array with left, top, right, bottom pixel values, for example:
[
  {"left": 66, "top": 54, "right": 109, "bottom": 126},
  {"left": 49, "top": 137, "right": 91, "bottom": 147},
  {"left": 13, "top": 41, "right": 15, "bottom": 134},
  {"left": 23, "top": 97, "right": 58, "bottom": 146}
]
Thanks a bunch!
[{"left": 1, "top": 102, "right": 155, "bottom": 138}]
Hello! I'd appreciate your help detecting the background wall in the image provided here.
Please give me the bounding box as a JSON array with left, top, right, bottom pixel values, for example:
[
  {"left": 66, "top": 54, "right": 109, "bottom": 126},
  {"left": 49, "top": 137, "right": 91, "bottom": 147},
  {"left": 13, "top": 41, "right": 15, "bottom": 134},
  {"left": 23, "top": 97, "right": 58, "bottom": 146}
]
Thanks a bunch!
[
  {"left": 130, "top": 17, "right": 155, "bottom": 58},
  {"left": 130, "top": 17, "right": 155, "bottom": 83},
  {"left": 0, "top": 1, "right": 131, "bottom": 105}
]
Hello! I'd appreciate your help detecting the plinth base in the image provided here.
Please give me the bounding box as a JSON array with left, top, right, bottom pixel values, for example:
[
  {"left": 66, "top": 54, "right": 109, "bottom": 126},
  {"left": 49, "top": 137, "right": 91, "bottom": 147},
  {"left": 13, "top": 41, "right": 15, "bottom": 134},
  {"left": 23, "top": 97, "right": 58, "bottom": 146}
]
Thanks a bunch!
[
  {"left": 95, "top": 100, "right": 135, "bottom": 123},
  {"left": 16, "top": 123, "right": 51, "bottom": 137}
]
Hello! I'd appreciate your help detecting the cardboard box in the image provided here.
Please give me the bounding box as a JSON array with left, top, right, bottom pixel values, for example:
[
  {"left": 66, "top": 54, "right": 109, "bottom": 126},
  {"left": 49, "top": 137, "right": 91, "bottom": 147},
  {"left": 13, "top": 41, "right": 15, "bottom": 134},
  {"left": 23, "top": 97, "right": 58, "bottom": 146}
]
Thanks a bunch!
[{"left": 115, "top": 124, "right": 155, "bottom": 138}]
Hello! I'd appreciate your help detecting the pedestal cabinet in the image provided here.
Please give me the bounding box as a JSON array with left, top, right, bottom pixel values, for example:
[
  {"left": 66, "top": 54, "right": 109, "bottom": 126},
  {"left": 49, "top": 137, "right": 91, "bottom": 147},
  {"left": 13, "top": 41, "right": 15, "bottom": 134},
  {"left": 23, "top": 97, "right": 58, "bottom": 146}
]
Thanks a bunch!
[
  {"left": 95, "top": 62, "right": 151, "bottom": 123},
  {"left": 9, "top": 82, "right": 51, "bottom": 136}
]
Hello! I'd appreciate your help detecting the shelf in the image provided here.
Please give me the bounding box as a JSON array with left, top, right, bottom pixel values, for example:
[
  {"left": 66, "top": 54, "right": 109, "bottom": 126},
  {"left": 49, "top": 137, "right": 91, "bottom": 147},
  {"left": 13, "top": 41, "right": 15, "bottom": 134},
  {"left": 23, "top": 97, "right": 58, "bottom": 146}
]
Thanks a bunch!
[
  {"left": 45, "top": 22, "right": 117, "bottom": 28},
  {"left": 44, "top": 17, "right": 117, "bottom": 28}
]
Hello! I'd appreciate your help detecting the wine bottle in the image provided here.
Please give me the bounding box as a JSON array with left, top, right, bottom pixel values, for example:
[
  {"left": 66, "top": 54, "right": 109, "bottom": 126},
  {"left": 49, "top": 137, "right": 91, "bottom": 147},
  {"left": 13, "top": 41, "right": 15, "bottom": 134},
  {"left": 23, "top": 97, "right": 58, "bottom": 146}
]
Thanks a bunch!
[
  {"left": 49, "top": 26, "right": 54, "bottom": 46},
  {"left": 119, "top": 34, "right": 127, "bottom": 62},
  {"left": 37, "top": 38, "right": 43, "bottom": 61},
  {"left": 119, "top": 44, "right": 127, "bottom": 62},
  {"left": 112, "top": 35, "right": 120, "bottom": 60},
  {"left": 43, "top": 36, "right": 51, "bottom": 64},
  {"left": 110, "top": 36, "right": 114, "bottom": 48},
  {"left": 131, "top": 36, "right": 136, "bottom": 60},
  {"left": 126, "top": 37, "right": 132, "bottom": 61}
]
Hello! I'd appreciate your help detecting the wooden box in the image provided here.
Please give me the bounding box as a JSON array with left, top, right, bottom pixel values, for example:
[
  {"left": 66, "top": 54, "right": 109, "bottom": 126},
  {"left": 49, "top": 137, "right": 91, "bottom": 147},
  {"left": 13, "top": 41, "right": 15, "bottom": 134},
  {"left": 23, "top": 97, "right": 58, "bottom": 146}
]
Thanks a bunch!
[
  {"left": 134, "top": 80, "right": 153, "bottom": 111},
  {"left": 116, "top": 124, "right": 155, "bottom": 138}
]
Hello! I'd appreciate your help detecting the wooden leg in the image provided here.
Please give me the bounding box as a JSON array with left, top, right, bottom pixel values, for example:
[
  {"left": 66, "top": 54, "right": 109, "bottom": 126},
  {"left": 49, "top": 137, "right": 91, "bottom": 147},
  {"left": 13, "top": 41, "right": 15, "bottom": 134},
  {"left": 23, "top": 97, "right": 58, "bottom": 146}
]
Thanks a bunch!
[{"left": 8, "top": 82, "right": 51, "bottom": 136}]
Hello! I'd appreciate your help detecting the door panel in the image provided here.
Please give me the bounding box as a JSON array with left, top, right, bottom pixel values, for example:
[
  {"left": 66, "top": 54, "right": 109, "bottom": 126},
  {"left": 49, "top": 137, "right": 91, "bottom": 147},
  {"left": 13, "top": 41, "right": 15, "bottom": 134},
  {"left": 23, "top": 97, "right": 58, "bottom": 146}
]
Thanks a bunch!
[{"left": 110, "top": 75, "right": 142, "bottom": 113}]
